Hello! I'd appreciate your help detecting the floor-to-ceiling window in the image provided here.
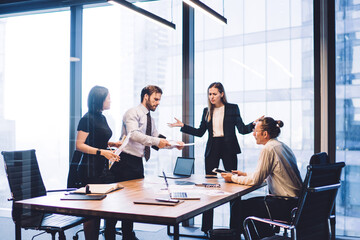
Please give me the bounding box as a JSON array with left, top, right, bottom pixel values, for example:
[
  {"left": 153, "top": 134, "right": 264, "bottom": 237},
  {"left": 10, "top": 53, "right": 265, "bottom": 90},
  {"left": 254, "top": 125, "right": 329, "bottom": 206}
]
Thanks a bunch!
[
  {"left": 0, "top": 11, "right": 70, "bottom": 213},
  {"left": 82, "top": 1, "right": 183, "bottom": 176},
  {"left": 335, "top": 0, "right": 360, "bottom": 237},
  {"left": 193, "top": 0, "right": 314, "bottom": 227},
  {"left": 0, "top": 1, "right": 359, "bottom": 238}
]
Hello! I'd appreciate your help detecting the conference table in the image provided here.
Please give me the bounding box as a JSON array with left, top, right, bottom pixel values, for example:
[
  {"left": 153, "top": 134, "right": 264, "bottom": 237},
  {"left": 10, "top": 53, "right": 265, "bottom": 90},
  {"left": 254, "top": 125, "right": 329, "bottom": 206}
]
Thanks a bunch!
[{"left": 14, "top": 175, "right": 265, "bottom": 240}]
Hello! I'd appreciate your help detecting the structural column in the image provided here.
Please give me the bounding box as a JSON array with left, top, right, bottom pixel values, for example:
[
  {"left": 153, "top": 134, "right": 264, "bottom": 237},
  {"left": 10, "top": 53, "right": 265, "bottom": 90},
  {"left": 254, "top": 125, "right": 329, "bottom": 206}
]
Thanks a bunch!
[
  {"left": 314, "top": 0, "right": 336, "bottom": 238},
  {"left": 314, "top": 0, "right": 336, "bottom": 162},
  {"left": 182, "top": 2, "right": 195, "bottom": 227},
  {"left": 182, "top": 3, "right": 195, "bottom": 158},
  {"left": 69, "top": 5, "right": 83, "bottom": 162}
]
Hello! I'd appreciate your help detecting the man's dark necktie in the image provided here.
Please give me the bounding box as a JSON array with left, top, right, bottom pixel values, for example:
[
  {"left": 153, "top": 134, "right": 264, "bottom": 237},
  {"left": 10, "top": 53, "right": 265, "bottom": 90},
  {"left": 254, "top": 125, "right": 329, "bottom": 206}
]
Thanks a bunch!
[{"left": 144, "top": 112, "right": 151, "bottom": 161}]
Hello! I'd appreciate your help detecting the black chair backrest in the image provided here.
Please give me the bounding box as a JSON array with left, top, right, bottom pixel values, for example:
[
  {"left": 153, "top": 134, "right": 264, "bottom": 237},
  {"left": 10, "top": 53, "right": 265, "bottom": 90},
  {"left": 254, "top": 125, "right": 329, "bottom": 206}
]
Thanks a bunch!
[
  {"left": 309, "top": 152, "right": 329, "bottom": 165},
  {"left": 2, "top": 149, "right": 47, "bottom": 200},
  {"left": 1, "top": 149, "right": 46, "bottom": 227},
  {"left": 293, "top": 162, "right": 345, "bottom": 240},
  {"left": 67, "top": 150, "right": 83, "bottom": 188}
]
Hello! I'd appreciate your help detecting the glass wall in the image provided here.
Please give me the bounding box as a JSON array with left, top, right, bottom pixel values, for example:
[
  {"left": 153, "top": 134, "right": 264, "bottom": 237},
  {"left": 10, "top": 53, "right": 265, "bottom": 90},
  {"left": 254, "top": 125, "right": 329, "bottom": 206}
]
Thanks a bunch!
[
  {"left": 0, "top": 0, "right": 359, "bottom": 238},
  {"left": 335, "top": 0, "right": 360, "bottom": 237},
  {"left": 82, "top": 1, "right": 183, "bottom": 176},
  {"left": 193, "top": 0, "right": 314, "bottom": 227},
  {"left": 0, "top": 11, "right": 70, "bottom": 213}
]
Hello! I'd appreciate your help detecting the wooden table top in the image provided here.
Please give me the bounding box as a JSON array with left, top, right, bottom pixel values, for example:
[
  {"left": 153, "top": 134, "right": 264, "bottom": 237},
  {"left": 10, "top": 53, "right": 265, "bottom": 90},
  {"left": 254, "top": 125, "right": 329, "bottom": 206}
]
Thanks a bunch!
[{"left": 14, "top": 175, "right": 265, "bottom": 225}]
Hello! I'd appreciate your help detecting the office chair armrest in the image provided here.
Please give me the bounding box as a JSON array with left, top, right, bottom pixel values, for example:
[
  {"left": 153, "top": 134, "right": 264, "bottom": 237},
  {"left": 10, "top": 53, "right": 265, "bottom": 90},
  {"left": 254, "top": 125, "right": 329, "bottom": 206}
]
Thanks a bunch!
[
  {"left": 47, "top": 188, "right": 77, "bottom": 193},
  {"left": 243, "top": 216, "right": 295, "bottom": 240},
  {"left": 291, "top": 207, "right": 298, "bottom": 220},
  {"left": 245, "top": 216, "right": 293, "bottom": 229}
]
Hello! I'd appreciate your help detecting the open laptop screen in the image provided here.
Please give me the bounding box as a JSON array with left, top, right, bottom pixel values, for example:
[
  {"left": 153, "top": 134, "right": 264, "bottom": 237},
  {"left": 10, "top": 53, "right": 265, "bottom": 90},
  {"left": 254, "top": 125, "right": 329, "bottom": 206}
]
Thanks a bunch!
[{"left": 173, "top": 157, "right": 194, "bottom": 176}]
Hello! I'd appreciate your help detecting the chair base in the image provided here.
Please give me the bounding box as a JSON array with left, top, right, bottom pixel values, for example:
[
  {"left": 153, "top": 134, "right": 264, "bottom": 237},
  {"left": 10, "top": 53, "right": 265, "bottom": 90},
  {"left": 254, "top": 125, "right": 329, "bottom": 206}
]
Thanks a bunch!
[{"left": 208, "top": 228, "right": 238, "bottom": 240}]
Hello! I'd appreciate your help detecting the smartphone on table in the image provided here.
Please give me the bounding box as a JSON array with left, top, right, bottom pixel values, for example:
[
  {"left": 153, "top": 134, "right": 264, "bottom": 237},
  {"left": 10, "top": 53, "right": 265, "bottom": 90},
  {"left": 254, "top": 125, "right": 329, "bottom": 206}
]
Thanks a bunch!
[{"left": 212, "top": 168, "right": 231, "bottom": 174}]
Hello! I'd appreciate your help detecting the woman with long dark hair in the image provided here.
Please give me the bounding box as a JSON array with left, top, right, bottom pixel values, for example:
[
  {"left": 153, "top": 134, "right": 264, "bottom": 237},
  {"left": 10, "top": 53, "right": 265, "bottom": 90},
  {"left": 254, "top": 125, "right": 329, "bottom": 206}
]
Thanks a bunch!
[{"left": 76, "top": 85, "right": 122, "bottom": 240}]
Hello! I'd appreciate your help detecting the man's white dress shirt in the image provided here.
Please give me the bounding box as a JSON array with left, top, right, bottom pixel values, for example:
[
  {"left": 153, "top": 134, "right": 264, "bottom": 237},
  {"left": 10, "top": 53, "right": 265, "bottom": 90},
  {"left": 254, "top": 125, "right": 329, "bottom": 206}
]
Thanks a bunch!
[{"left": 121, "top": 104, "right": 160, "bottom": 158}]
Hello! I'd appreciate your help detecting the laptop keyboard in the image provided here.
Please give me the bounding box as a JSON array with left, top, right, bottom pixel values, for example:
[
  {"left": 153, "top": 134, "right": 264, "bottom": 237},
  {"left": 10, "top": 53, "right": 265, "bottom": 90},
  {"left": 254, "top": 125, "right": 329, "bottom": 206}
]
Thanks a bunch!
[{"left": 171, "top": 192, "right": 188, "bottom": 198}]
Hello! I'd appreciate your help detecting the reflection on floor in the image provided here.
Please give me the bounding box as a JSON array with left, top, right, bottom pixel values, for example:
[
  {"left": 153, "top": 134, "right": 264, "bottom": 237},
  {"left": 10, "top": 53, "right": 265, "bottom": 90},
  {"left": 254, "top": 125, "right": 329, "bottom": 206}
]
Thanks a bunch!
[
  {"left": 0, "top": 217, "right": 212, "bottom": 240},
  {"left": 2, "top": 216, "right": 358, "bottom": 240}
]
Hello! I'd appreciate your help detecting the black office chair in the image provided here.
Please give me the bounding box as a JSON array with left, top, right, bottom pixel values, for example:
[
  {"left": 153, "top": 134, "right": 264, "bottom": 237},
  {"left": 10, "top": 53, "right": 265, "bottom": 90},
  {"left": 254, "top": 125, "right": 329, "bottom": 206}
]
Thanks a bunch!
[
  {"left": 67, "top": 150, "right": 84, "bottom": 189},
  {"left": 244, "top": 162, "right": 345, "bottom": 240},
  {"left": 309, "top": 151, "right": 329, "bottom": 165},
  {"left": 309, "top": 152, "right": 337, "bottom": 239},
  {"left": 1, "top": 149, "right": 85, "bottom": 240},
  {"left": 263, "top": 152, "right": 337, "bottom": 238}
]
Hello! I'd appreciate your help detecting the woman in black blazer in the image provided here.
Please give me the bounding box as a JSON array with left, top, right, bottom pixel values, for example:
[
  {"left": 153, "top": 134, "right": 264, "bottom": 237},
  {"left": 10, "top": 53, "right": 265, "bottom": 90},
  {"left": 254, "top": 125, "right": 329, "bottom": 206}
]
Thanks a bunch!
[
  {"left": 169, "top": 82, "right": 262, "bottom": 234},
  {"left": 169, "top": 82, "right": 261, "bottom": 174}
]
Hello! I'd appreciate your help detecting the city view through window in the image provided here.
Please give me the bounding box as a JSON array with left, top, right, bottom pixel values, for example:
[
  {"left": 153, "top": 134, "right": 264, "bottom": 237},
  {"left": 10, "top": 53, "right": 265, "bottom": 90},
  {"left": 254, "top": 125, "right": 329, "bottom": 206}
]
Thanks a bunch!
[{"left": 0, "top": 0, "right": 359, "bottom": 237}]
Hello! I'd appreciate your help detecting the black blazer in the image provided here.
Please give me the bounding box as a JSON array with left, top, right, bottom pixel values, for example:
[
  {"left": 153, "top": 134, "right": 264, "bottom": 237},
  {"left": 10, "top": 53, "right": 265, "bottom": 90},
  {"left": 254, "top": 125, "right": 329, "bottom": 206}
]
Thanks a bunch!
[{"left": 181, "top": 103, "right": 254, "bottom": 158}]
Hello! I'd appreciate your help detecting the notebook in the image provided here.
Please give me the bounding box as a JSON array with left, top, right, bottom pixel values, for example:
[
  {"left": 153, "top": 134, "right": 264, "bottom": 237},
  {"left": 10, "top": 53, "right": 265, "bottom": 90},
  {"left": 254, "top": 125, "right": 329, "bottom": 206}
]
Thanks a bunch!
[
  {"left": 162, "top": 171, "right": 200, "bottom": 200},
  {"left": 159, "top": 157, "right": 195, "bottom": 179},
  {"left": 61, "top": 194, "right": 106, "bottom": 200}
]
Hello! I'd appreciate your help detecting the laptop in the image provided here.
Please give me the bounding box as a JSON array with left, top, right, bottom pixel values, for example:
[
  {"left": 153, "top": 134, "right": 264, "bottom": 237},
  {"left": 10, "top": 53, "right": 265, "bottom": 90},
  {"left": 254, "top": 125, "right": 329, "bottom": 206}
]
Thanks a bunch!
[
  {"left": 162, "top": 171, "right": 200, "bottom": 200},
  {"left": 159, "top": 157, "right": 195, "bottom": 179}
]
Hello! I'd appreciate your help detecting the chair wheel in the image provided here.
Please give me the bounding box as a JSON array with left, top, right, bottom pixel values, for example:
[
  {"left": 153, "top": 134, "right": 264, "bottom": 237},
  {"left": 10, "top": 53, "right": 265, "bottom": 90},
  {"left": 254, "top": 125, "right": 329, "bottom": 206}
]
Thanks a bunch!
[{"left": 73, "top": 235, "right": 78, "bottom": 240}]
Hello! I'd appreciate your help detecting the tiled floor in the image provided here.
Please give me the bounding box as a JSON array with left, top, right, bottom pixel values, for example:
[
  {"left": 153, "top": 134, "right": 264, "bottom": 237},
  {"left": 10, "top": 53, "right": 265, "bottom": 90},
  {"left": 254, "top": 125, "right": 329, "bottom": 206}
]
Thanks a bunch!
[
  {"left": 0, "top": 217, "right": 211, "bottom": 240},
  {"left": 2, "top": 216, "right": 358, "bottom": 240}
]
